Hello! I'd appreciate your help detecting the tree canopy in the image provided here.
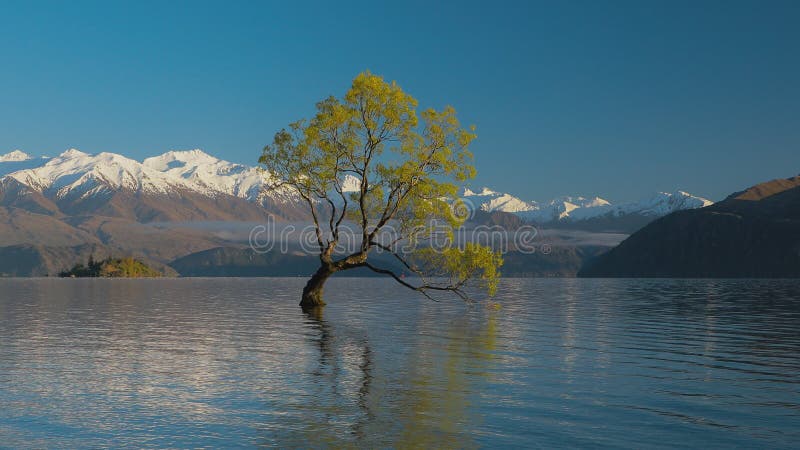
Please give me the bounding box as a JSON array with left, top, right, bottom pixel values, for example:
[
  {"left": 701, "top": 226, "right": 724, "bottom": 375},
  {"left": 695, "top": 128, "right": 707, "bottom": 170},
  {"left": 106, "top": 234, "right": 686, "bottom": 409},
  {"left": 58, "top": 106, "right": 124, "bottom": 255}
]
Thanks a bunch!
[{"left": 260, "top": 71, "right": 502, "bottom": 308}]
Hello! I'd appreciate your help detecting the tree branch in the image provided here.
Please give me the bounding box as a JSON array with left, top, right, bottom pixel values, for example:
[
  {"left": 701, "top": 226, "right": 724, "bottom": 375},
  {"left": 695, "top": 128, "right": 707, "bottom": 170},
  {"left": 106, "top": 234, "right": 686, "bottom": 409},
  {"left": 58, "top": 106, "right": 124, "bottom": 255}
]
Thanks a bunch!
[{"left": 361, "top": 262, "right": 470, "bottom": 301}]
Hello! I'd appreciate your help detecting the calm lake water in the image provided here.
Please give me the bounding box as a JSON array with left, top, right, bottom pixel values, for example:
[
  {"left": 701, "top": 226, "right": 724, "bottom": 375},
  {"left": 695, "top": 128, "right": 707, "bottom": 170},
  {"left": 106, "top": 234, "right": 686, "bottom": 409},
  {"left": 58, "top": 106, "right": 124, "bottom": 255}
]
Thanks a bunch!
[{"left": 0, "top": 278, "right": 799, "bottom": 448}]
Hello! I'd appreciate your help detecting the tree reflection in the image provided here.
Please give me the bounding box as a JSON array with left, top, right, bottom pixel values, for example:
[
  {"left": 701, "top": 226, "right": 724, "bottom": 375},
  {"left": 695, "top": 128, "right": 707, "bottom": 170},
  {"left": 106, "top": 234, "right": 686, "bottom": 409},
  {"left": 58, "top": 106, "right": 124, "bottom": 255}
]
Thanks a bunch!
[
  {"left": 276, "top": 307, "right": 499, "bottom": 448},
  {"left": 395, "top": 312, "right": 497, "bottom": 449}
]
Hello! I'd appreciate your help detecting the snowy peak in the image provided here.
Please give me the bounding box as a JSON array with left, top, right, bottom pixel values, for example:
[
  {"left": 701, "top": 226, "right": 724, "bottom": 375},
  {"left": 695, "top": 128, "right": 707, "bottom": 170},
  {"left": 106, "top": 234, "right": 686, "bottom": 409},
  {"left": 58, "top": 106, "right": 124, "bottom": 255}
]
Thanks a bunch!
[
  {"left": 462, "top": 186, "right": 712, "bottom": 223},
  {"left": 629, "top": 190, "right": 713, "bottom": 215},
  {"left": 143, "top": 148, "right": 257, "bottom": 196},
  {"left": 7, "top": 149, "right": 201, "bottom": 198},
  {"left": 165, "top": 149, "right": 216, "bottom": 160},
  {"left": 341, "top": 174, "right": 361, "bottom": 193},
  {"left": 463, "top": 187, "right": 498, "bottom": 197},
  {"left": 0, "top": 150, "right": 33, "bottom": 162},
  {"left": 461, "top": 186, "right": 538, "bottom": 213},
  {"left": 0, "top": 151, "right": 51, "bottom": 179},
  {"left": 143, "top": 149, "right": 297, "bottom": 204},
  {"left": 58, "top": 148, "right": 88, "bottom": 159},
  {"left": 550, "top": 196, "right": 611, "bottom": 208},
  {"left": 142, "top": 149, "right": 220, "bottom": 171},
  {"left": 481, "top": 193, "right": 537, "bottom": 213},
  {"left": 460, "top": 186, "right": 617, "bottom": 218}
]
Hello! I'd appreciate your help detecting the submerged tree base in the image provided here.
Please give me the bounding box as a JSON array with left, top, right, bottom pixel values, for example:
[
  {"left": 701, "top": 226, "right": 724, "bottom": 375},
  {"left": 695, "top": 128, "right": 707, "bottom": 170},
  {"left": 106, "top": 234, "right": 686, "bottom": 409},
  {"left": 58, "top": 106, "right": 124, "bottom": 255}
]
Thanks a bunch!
[
  {"left": 300, "top": 266, "right": 333, "bottom": 310},
  {"left": 300, "top": 289, "right": 326, "bottom": 310}
]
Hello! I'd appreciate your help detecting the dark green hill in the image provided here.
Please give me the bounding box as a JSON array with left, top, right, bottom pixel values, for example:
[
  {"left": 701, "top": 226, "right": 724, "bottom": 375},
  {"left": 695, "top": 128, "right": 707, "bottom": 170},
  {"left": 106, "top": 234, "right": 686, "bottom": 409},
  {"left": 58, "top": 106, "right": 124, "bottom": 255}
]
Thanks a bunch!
[{"left": 578, "top": 175, "right": 800, "bottom": 278}]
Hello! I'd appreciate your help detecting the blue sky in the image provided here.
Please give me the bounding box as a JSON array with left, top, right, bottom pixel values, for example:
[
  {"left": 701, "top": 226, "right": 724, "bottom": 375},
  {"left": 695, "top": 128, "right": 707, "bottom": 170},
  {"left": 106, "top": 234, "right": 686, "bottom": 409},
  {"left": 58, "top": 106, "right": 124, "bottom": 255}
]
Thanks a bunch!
[{"left": 0, "top": 0, "right": 797, "bottom": 201}]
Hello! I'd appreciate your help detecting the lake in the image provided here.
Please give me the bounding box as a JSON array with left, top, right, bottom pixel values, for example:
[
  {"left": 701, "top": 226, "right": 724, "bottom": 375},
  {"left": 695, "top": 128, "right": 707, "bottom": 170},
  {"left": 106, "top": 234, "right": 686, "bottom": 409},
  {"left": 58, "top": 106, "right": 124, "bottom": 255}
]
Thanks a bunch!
[{"left": 0, "top": 278, "right": 799, "bottom": 448}]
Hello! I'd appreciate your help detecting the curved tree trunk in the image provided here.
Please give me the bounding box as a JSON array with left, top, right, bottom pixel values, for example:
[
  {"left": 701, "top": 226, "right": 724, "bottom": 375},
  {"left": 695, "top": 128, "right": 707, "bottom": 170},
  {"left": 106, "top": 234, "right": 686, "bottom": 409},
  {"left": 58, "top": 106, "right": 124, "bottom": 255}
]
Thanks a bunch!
[{"left": 300, "top": 264, "right": 335, "bottom": 310}]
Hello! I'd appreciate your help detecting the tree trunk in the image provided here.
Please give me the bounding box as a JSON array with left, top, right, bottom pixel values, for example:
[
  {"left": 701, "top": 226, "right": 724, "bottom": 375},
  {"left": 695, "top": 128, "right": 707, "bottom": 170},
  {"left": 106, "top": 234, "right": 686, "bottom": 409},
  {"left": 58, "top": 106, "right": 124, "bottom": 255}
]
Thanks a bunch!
[{"left": 300, "top": 264, "right": 335, "bottom": 310}]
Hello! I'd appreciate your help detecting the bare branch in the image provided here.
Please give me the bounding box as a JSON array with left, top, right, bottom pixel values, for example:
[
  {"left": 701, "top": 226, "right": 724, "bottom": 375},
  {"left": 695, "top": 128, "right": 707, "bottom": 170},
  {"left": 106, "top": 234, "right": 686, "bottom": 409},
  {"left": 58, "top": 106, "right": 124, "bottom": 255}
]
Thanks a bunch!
[
  {"left": 298, "top": 191, "right": 326, "bottom": 255},
  {"left": 361, "top": 262, "right": 470, "bottom": 302}
]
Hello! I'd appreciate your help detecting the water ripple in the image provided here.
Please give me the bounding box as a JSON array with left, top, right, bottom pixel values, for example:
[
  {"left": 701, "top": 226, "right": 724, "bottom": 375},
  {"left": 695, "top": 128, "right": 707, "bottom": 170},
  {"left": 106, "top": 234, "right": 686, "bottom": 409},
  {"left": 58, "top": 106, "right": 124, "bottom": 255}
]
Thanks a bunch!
[{"left": 0, "top": 278, "right": 799, "bottom": 447}]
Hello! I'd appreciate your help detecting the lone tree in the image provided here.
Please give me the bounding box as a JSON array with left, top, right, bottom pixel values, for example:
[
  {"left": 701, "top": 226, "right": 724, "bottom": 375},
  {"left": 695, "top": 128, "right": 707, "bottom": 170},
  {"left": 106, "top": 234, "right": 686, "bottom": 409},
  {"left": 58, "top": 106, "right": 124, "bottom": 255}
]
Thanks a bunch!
[{"left": 260, "top": 71, "right": 502, "bottom": 310}]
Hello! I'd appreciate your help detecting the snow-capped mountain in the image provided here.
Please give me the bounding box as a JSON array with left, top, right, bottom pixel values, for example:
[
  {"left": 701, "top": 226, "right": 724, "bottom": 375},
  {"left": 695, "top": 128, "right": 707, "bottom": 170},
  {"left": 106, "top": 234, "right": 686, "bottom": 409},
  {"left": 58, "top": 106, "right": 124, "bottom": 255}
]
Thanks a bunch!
[
  {"left": 0, "top": 151, "right": 51, "bottom": 177},
  {"left": 461, "top": 187, "right": 538, "bottom": 213},
  {"left": 602, "top": 191, "right": 713, "bottom": 217},
  {"left": 461, "top": 186, "right": 713, "bottom": 225},
  {"left": 0, "top": 148, "right": 306, "bottom": 222},
  {"left": 0, "top": 150, "right": 33, "bottom": 162},
  {"left": 529, "top": 196, "right": 614, "bottom": 221},
  {"left": 142, "top": 149, "right": 297, "bottom": 206},
  {"left": 8, "top": 149, "right": 204, "bottom": 200},
  {"left": 341, "top": 174, "right": 361, "bottom": 193},
  {"left": 0, "top": 148, "right": 712, "bottom": 228}
]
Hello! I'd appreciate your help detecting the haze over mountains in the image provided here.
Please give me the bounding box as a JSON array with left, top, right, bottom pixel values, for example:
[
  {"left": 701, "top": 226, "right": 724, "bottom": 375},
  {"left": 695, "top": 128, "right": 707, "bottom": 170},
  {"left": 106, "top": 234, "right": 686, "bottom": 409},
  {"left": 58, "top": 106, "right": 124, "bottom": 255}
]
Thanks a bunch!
[{"left": 0, "top": 148, "right": 715, "bottom": 276}]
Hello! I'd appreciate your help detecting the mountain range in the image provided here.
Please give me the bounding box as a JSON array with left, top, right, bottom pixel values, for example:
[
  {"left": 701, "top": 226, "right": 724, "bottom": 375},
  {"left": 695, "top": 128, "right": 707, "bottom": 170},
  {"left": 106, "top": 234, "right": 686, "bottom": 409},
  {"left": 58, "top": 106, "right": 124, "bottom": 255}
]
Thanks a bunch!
[
  {"left": 0, "top": 148, "right": 713, "bottom": 227},
  {"left": 461, "top": 187, "right": 712, "bottom": 232},
  {"left": 0, "top": 148, "right": 714, "bottom": 276}
]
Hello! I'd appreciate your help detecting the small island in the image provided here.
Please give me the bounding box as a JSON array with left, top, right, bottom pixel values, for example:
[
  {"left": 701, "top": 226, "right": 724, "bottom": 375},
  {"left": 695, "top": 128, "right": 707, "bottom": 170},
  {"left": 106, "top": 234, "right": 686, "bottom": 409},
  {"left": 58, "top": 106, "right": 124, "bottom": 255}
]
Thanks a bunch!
[{"left": 59, "top": 256, "right": 162, "bottom": 278}]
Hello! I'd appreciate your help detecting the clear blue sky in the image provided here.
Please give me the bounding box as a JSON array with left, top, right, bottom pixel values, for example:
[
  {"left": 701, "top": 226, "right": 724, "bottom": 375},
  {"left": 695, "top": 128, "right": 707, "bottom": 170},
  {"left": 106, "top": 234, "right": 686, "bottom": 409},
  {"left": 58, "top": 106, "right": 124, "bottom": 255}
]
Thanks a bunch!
[{"left": 1, "top": 0, "right": 798, "bottom": 201}]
